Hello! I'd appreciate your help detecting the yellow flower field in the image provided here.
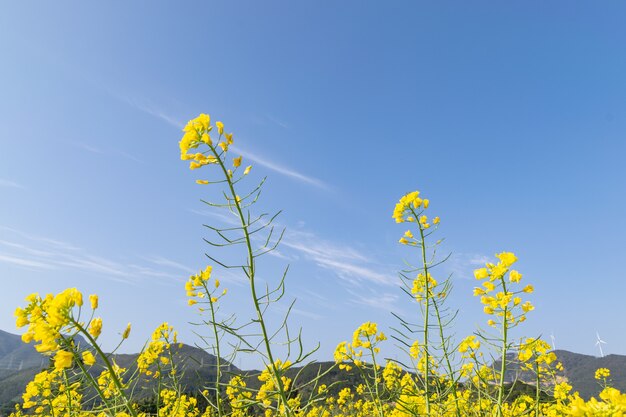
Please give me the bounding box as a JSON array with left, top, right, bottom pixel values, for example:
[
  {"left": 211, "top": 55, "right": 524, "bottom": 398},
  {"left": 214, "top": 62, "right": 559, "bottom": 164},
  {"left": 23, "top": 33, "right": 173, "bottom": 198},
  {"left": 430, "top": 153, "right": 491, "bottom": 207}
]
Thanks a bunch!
[{"left": 8, "top": 114, "right": 626, "bottom": 417}]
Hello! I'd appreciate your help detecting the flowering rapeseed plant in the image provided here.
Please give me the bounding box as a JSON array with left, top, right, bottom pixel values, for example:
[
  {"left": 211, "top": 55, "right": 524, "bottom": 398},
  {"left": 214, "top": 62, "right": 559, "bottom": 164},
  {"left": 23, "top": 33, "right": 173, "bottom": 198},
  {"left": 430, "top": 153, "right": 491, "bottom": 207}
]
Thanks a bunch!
[
  {"left": 9, "top": 113, "right": 626, "bottom": 417},
  {"left": 179, "top": 113, "right": 325, "bottom": 417}
]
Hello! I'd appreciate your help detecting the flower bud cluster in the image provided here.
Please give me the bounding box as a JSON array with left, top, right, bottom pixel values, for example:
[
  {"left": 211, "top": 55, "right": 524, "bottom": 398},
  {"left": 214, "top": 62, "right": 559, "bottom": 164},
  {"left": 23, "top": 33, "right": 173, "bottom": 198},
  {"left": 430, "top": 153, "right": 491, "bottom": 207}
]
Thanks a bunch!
[
  {"left": 518, "top": 338, "right": 559, "bottom": 375},
  {"left": 334, "top": 322, "right": 386, "bottom": 371},
  {"left": 393, "top": 191, "right": 440, "bottom": 245},
  {"left": 472, "top": 252, "right": 534, "bottom": 327},
  {"left": 185, "top": 265, "right": 227, "bottom": 308},
  {"left": 257, "top": 359, "right": 293, "bottom": 408},
  {"left": 21, "top": 368, "right": 82, "bottom": 413},
  {"left": 411, "top": 272, "right": 441, "bottom": 302},
  {"left": 15, "top": 288, "right": 105, "bottom": 371},
  {"left": 137, "top": 322, "right": 179, "bottom": 378},
  {"left": 179, "top": 113, "right": 251, "bottom": 183}
]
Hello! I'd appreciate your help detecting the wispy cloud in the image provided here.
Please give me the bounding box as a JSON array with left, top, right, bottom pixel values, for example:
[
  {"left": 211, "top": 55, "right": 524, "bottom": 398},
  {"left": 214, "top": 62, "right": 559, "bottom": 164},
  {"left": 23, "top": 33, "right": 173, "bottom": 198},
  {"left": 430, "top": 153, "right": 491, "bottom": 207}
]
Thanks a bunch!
[
  {"left": 0, "top": 253, "right": 55, "bottom": 269},
  {"left": 188, "top": 209, "right": 394, "bottom": 287},
  {"left": 280, "top": 229, "right": 396, "bottom": 287},
  {"left": 299, "top": 289, "right": 329, "bottom": 303},
  {"left": 290, "top": 307, "right": 324, "bottom": 320},
  {"left": 188, "top": 208, "right": 240, "bottom": 226},
  {"left": 306, "top": 257, "right": 393, "bottom": 286},
  {"left": 0, "top": 239, "right": 58, "bottom": 257},
  {"left": 103, "top": 87, "right": 328, "bottom": 189},
  {"left": 270, "top": 302, "right": 326, "bottom": 321},
  {"left": 143, "top": 255, "right": 197, "bottom": 275},
  {"left": 73, "top": 142, "right": 144, "bottom": 164},
  {"left": 114, "top": 150, "right": 144, "bottom": 164},
  {"left": 189, "top": 208, "right": 294, "bottom": 260},
  {"left": 251, "top": 114, "right": 290, "bottom": 130},
  {"left": 111, "top": 92, "right": 184, "bottom": 130},
  {"left": 0, "top": 226, "right": 189, "bottom": 285},
  {"left": 74, "top": 142, "right": 105, "bottom": 154},
  {"left": 265, "top": 115, "right": 289, "bottom": 130},
  {"left": 444, "top": 252, "right": 491, "bottom": 280},
  {"left": 347, "top": 289, "right": 402, "bottom": 312},
  {"left": 0, "top": 226, "right": 81, "bottom": 251},
  {"left": 230, "top": 145, "right": 328, "bottom": 190},
  {"left": 0, "top": 179, "right": 24, "bottom": 189},
  {"left": 189, "top": 210, "right": 395, "bottom": 286}
]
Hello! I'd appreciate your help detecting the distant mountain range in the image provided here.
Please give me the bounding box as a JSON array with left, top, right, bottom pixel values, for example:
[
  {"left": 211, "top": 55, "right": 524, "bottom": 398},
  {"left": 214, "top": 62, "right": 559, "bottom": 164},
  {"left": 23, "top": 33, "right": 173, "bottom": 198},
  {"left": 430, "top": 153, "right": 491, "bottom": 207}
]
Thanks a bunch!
[
  {"left": 0, "top": 329, "right": 241, "bottom": 415},
  {"left": 494, "top": 349, "right": 626, "bottom": 400},
  {"left": 0, "top": 330, "right": 47, "bottom": 375},
  {"left": 0, "top": 329, "right": 623, "bottom": 414}
]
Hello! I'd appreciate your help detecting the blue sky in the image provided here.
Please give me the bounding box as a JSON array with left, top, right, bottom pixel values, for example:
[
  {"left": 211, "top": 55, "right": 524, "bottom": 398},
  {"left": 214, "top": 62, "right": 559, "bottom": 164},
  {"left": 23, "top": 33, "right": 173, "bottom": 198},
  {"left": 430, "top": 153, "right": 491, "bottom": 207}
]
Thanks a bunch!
[{"left": 1, "top": 2, "right": 625, "bottom": 369}]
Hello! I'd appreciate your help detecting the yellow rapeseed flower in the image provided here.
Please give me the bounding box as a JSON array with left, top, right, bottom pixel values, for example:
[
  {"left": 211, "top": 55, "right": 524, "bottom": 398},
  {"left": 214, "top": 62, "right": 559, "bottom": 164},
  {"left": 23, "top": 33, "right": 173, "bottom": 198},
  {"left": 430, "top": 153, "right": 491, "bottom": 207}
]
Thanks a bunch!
[
  {"left": 521, "top": 301, "right": 534, "bottom": 313},
  {"left": 87, "top": 295, "right": 98, "bottom": 311},
  {"left": 19, "top": 289, "right": 84, "bottom": 351},
  {"left": 21, "top": 331, "right": 34, "bottom": 343},
  {"left": 595, "top": 368, "right": 611, "bottom": 380},
  {"left": 54, "top": 350, "right": 73, "bottom": 370},
  {"left": 495, "top": 252, "right": 518, "bottom": 267},
  {"left": 89, "top": 318, "right": 103, "bottom": 338},
  {"left": 195, "top": 113, "right": 211, "bottom": 130},
  {"left": 15, "top": 307, "right": 29, "bottom": 327},
  {"left": 201, "top": 265, "right": 212, "bottom": 281},
  {"left": 122, "top": 323, "right": 131, "bottom": 339},
  {"left": 82, "top": 351, "right": 96, "bottom": 366},
  {"left": 509, "top": 270, "right": 522, "bottom": 283},
  {"left": 474, "top": 268, "right": 488, "bottom": 280},
  {"left": 459, "top": 335, "right": 480, "bottom": 353}
]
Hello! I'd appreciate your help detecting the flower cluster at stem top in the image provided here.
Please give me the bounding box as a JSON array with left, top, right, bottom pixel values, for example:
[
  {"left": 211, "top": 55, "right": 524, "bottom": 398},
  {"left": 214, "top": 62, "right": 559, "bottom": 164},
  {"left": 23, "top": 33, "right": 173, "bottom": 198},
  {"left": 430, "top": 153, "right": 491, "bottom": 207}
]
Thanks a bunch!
[
  {"left": 334, "top": 322, "right": 387, "bottom": 371},
  {"left": 472, "top": 252, "right": 535, "bottom": 328},
  {"left": 179, "top": 113, "right": 251, "bottom": 180},
  {"left": 392, "top": 191, "right": 440, "bottom": 246},
  {"left": 185, "top": 265, "right": 227, "bottom": 308}
]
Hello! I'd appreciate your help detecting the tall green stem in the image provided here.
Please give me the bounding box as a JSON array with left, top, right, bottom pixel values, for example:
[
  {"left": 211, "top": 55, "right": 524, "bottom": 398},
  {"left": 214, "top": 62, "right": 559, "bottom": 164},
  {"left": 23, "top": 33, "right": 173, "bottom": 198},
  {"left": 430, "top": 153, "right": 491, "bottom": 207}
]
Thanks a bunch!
[
  {"left": 70, "top": 318, "right": 138, "bottom": 417},
  {"left": 534, "top": 361, "right": 540, "bottom": 417},
  {"left": 496, "top": 278, "right": 509, "bottom": 417},
  {"left": 418, "top": 224, "right": 431, "bottom": 417},
  {"left": 431, "top": 299, "right": 461, "bottom": 417},
  {"left": 212, "top": 143, "right": 293, "bottom": 417},
  {"left": 368, "top": 343, "right": 384, "bottom": 417},
  {"left": 59, "top": 335, "right": 116, "bottom": 413},
  {"left": 207, "top": 293, "right": 224, "bottom": 417}
]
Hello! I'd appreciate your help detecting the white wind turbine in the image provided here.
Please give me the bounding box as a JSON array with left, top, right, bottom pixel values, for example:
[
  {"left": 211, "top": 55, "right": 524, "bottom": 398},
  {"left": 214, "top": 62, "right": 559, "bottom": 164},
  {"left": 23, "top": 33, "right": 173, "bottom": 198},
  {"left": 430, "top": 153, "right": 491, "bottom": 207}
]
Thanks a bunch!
[
  {"left": 550, "top": 332, "right": 556, "bottom": 351},
  {"left": 595, "top": 332, "right": 607, "bottom": 357}
]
